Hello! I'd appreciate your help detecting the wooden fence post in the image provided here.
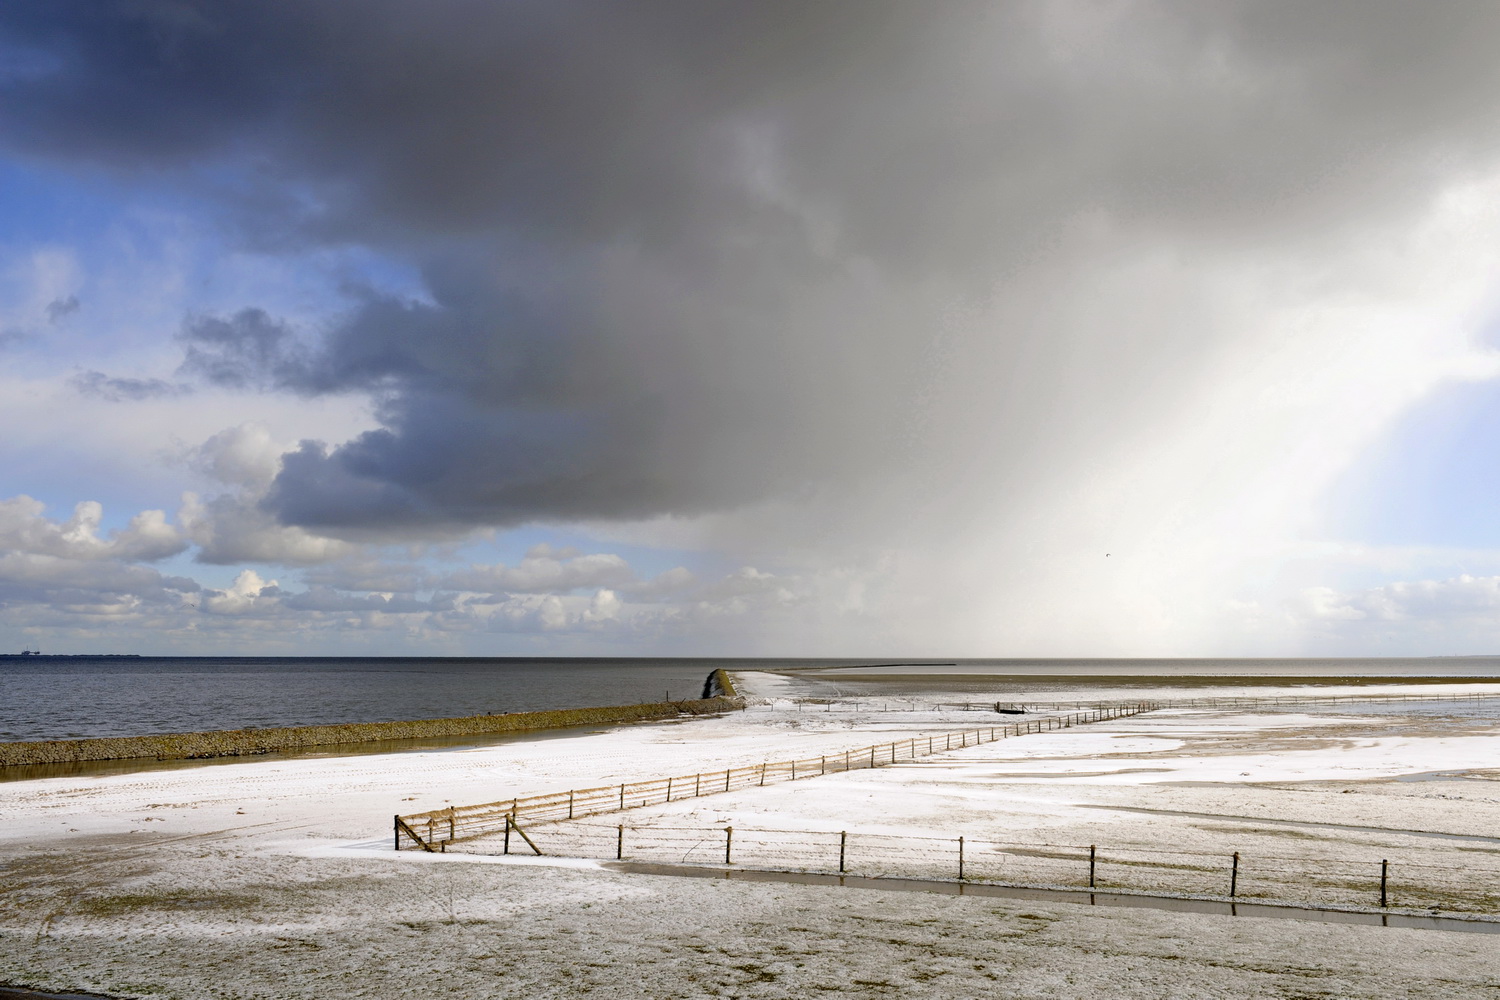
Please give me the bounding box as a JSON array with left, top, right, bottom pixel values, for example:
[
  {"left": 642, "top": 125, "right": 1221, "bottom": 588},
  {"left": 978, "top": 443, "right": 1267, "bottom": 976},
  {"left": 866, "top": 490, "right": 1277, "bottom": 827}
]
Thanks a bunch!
[
  {"left": 840, "top": 831, "right": 848, "bottom": 873},
  {"left": 666, "top": 776, "right": 673, "bottom": 802},
  {"left": 1089, "top": 845, "right": 1096, "bottom": 888},
  {"left": 568, "top": 789, "right": 574, "bottom": 820},
  {"left": 508, "top": 816, "right": 543, "bottom": 856},
  {"left": 1380, "top": 859, "right": 1389, "bottom": 908},
  {"left": 619, "top": 783, "right": 625, "bottom": 810},
  {"left": 1230, "top": 852, "right": 1239, "bottom": 898},
  {"left": 725, "top": 769, "right": 731, "bottom": 792},
  {"left": 695, "top": 773, "right": 701, "bottom": 797},
  {"left": 958, "top": 836, "right": 966, "bottom": 880},
  {"left": 617, "top": 824, "right": 624, "bottom": 860},
  {"left": 760, "top": 762, "right": 767, "bottom": 786},
  {"left": 394, "top": 816, "right": 435, "bottom": 853},
  {"left": 725, "top": 826, "right": 733, "bottom": 865},
  {"left": 503, "top": 814, "right": 511, "bottom": 855}
]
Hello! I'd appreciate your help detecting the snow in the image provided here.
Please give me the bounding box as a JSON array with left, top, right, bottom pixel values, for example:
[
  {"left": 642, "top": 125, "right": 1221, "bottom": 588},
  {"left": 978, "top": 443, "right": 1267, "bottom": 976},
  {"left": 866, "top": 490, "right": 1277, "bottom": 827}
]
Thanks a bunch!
[{"left": 4, "top": 672, "right": 1500, "bottom": 997}]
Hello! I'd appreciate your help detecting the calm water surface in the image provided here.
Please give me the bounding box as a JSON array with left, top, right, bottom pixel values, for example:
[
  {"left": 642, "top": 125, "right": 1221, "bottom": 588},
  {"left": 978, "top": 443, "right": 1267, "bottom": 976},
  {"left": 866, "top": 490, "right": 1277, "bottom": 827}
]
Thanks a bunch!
[
  {"left": 0, "top": 657, "right": 768, "bottom": 741},
  {"left": 5, "top": 656, "right": 1500, "bottom": 742}
]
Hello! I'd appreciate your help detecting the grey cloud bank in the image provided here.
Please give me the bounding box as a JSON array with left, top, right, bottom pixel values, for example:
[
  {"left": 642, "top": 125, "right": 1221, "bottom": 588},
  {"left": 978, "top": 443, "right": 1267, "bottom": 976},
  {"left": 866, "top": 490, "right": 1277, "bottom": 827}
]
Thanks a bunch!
[
  {"left": 7, "top": 2, "right": 1500, "bottom": 652},
  {"left": 11, "top": 2, "right": 1499, "bottom": 527}
]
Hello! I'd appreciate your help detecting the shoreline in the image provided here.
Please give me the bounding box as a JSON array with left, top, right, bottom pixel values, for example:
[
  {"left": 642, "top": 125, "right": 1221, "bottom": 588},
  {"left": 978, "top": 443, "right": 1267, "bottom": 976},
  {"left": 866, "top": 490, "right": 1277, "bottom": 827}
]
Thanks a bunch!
[
  {"left": 774, "top": 671, "right": 1500, "bottom": 686},
  {"left": 760, "top": 672, "right": 1500, "bottom": 699},
  {"left": 0, "top": 718, "right": 625, "bottom": 784},
  {"left": 0, "top": 694, "right": 740, "bottom": 769}
]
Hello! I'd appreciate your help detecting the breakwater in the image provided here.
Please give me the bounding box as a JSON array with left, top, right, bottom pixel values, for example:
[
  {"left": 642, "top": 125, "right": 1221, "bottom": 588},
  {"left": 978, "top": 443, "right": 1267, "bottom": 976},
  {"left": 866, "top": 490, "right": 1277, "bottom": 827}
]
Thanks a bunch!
[
  {"left": 701, "top": 667, "right": 738, "bottom": 699},
  {"left": 0, "top": 694, "right": 742, "bottom": 767}
]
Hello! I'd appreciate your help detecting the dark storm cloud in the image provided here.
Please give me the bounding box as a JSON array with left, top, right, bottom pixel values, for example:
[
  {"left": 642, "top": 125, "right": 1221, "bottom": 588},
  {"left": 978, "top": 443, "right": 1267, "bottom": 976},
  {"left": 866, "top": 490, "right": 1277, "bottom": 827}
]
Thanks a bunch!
[
  {"left": 9, "top": 2, "right": 1500, "bottom": 535},
  {"left": 177, "top": 309, "right": 310, "bottom": 392}
]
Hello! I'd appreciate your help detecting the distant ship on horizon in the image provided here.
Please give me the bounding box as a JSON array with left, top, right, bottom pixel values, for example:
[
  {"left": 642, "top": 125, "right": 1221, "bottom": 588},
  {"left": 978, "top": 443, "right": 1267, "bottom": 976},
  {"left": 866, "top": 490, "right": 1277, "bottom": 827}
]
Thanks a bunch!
[{"left": 3, "top": 648, "right": 142, "bottom": 660}]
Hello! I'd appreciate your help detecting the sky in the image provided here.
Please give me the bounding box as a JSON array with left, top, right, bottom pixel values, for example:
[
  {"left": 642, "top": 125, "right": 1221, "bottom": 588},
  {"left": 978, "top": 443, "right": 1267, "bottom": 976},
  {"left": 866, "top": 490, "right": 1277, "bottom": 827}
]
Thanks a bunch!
[{"left": 5, "top": 1, "right": 1500, "bottom": 657}]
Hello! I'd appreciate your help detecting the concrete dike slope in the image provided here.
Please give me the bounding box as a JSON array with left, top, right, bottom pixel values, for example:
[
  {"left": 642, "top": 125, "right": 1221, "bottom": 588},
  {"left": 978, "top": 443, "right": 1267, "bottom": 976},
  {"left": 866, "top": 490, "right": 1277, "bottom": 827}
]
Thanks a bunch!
[{"left": 0, "top": 686, "right": 744, "bottom": 767}]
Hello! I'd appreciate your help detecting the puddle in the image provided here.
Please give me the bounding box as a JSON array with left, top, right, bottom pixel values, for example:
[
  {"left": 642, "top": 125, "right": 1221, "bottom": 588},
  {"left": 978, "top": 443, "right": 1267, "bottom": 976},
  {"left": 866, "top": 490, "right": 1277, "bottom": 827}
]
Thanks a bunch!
[
  {"left": 0, "top": 989, "right": 119, "bottom": 999},
  {"left": 609, "top": 861, "right": 1500, "bottom": 934}
]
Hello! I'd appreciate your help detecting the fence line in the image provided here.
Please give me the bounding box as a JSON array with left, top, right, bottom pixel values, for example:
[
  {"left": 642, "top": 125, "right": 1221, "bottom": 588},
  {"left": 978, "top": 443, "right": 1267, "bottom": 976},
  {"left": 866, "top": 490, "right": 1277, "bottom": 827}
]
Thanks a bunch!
[
  {"left": 394, "top": 701, "right": 1157, "bottom": 851},
  {"left": 457, "top": 820, "right": 1500, "bottom": 916}
]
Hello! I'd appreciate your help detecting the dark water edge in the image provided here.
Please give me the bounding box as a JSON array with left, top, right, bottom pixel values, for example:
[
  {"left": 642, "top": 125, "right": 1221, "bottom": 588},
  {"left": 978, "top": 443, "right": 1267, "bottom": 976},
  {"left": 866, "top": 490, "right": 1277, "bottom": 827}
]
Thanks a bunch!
[
  {"left": 771, "top": 673, "right": 1500, "bottom": 699},
  {"left": 769, "top": 657, "right": 1500, "bottom": 697},
  {"left": 0, "top": 989, "right": 117, "bottom": 999},
  {"left": 782, "top": 656, "right": 1500, "bottom": 678}
]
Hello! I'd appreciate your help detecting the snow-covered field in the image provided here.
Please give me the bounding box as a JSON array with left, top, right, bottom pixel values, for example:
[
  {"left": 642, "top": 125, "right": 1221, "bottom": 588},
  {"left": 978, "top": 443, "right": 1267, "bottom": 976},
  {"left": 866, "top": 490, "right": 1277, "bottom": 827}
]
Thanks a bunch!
[{"left": 4, "top": 671, "right": 1500, "bottom": 998}]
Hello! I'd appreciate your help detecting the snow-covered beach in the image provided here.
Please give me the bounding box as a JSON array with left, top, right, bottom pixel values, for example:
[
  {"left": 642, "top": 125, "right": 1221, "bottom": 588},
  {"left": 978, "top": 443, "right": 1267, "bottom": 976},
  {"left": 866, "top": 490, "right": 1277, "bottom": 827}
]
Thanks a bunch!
[{"left": 6, "top": 670, "right": 1500, "bottom": 998}]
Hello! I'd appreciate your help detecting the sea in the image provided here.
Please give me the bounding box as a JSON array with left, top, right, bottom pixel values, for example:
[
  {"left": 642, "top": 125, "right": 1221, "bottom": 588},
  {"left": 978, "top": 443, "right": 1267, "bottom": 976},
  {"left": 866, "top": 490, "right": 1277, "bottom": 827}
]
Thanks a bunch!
[
  {"left": 0, "top": 656, "right": 759, "bottom": 742},
  {"left": 3, "top": 655, "right": 1500, "bottom": 743}
]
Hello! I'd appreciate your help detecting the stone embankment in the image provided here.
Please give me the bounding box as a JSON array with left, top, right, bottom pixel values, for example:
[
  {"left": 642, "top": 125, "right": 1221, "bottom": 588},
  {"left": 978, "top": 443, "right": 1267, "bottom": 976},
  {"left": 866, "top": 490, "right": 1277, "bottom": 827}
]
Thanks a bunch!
[
  {"left": 701, "top": 667, "right": 739, "bottom": 699},
  {"left": 0, "top": 694, "right": 742, "bottom": 767}
]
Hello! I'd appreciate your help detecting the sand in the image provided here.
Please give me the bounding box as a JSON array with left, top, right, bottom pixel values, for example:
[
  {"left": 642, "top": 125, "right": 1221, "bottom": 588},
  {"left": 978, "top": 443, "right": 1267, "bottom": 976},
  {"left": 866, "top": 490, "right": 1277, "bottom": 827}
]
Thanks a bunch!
[{"left": 4, "top": 672, "right": 1500, "bottom": 998}]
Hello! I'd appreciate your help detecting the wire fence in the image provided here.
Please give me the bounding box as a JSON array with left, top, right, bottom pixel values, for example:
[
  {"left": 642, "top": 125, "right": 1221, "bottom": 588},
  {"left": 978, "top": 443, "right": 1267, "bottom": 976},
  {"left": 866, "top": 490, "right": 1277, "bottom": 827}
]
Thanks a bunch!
[
  {"left": 459, "top": 820, "right": 1500, "bottom": 916},
  {"left": 394, "top": 701, "right": 1157, "bottom": 851},
  {"left": 393, "top": 688, "right": 1500, "bottom": 914}
]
